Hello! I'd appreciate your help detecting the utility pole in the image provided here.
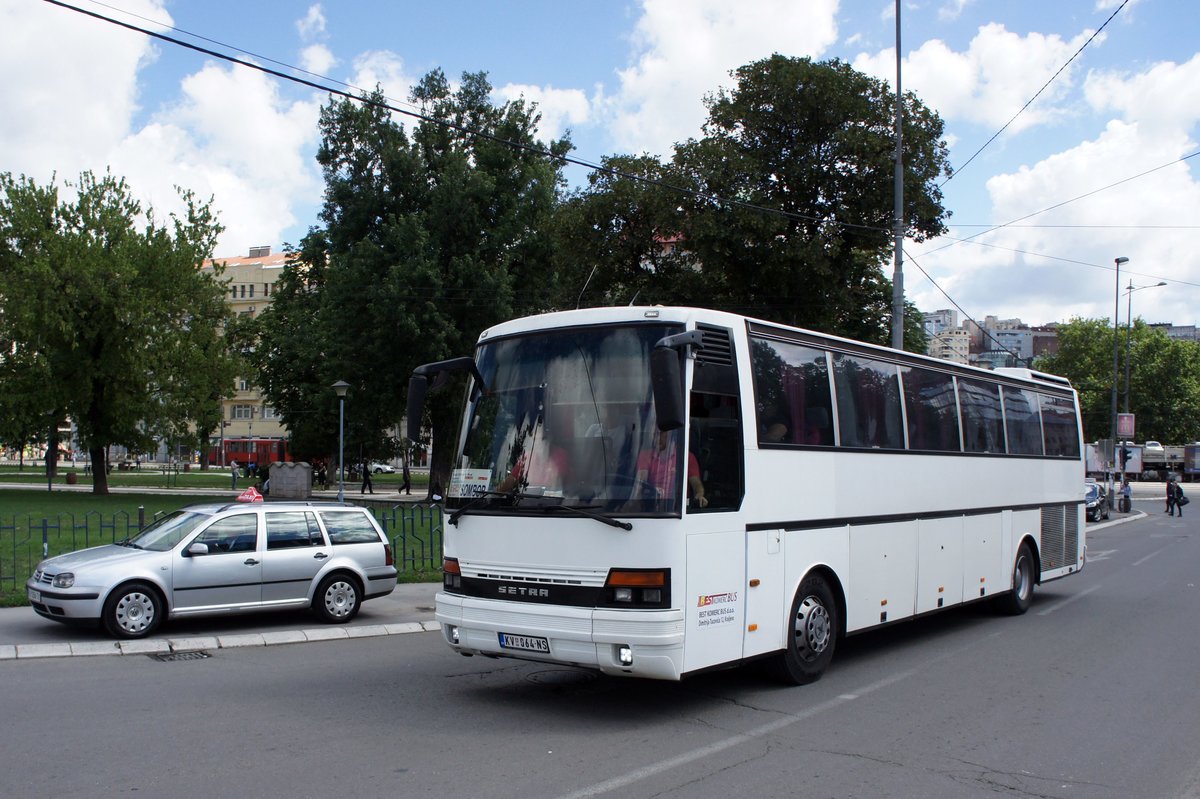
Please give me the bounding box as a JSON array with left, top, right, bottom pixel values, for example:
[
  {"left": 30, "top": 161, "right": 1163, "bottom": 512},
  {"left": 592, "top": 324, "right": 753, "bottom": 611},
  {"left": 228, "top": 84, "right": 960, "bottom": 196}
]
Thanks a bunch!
[{"left": 890, "top": 0, "right": 906, "bottom": 351}]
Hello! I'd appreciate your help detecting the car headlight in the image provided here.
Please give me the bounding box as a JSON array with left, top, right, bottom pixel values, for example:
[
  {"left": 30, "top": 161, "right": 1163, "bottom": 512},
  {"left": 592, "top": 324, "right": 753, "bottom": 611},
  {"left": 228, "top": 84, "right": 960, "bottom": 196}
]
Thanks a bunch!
[{"left": 52, "top": 572, "right": 75, "bottom": 589}]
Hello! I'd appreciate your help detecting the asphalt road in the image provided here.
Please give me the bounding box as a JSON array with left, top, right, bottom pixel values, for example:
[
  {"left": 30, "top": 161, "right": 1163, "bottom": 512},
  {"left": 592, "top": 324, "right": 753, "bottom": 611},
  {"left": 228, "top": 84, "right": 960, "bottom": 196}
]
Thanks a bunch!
[{"left": 2, "top": 507, "right": 1198, "bottom": 798}]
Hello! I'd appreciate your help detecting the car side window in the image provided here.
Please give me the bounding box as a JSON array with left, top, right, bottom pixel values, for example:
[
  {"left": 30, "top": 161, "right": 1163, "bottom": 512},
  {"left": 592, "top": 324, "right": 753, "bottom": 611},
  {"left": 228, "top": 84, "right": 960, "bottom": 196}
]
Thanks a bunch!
[
  {"left": 319, "top": 511, "right": 381, "bottom": 545},
  {"left": 194, "top": 514, "right": 259, "bottom": 555},
  {"left": 267, "top": 511, "right": 326, "bottom": 550}
]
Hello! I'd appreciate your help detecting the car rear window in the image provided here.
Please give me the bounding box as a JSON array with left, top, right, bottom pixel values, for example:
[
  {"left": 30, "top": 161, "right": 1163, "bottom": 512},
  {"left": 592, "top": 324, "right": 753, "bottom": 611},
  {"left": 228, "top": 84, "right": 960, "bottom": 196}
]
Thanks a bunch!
[
  {"left": 267, "top": 511, "right": 325, "bottom": 549},
  {"left": 319, "top": 511, "right": 382, "bottom": 544}
]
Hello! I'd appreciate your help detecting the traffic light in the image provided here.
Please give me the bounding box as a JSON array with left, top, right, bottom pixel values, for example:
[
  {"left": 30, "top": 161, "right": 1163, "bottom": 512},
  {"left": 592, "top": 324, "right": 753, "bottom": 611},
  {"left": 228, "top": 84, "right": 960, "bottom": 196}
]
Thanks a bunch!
[{"left": 1120, "top": 447, "right": 1131, "bottom": 468}]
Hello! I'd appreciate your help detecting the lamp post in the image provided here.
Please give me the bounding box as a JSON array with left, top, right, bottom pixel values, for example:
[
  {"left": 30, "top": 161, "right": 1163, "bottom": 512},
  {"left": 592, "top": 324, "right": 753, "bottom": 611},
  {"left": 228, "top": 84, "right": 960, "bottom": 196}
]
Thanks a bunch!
[
  {"left": 332, "top": 380, "right": 350, "bottom": 502},
  {"left": 1123, "top": 279, "right": 1167, "bottom": 416},
  {"left": 1109, "top": 256, "right": 1129, "bottom": 507}
]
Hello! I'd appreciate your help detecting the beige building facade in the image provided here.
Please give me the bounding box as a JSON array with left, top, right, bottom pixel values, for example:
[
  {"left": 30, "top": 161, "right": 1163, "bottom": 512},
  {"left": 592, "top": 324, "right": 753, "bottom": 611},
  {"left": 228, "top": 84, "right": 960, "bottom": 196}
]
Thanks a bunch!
[{"left": 201, "top": 246, "right": 288, "bottom": 467}]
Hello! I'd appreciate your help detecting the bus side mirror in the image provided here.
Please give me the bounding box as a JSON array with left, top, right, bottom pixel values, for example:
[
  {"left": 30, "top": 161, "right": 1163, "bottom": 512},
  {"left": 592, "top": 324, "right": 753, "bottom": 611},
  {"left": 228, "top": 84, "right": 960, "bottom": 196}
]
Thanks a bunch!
[
  {"left": 407, "top": 357, "right": 488, "bottom": 442},
  {"left": 651, "top": 346, "right": 685, "bottom": 431}
]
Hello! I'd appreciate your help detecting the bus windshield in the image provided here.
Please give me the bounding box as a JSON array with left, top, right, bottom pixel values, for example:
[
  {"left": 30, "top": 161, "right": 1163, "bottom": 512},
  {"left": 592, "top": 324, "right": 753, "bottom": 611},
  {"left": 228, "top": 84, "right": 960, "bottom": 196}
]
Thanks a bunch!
[{"left": 448, "top": 322, "right": 688, "bottom": 516}]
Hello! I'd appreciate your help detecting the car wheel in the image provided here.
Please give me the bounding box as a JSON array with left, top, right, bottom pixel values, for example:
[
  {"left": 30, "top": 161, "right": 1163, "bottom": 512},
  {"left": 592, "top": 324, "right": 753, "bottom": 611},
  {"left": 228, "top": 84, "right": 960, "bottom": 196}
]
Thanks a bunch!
[
  {"left": 996, "top": 541, "right": 1035, "bottom": 616},
  {"left": 769, "top": 572, "right": 838, "bottom": 685},
  {"left": 313, "top": 573, "right": 361, "bottom": 623},
  {"left": 102, "top": 581, "right": 163, "bottom": 639}
]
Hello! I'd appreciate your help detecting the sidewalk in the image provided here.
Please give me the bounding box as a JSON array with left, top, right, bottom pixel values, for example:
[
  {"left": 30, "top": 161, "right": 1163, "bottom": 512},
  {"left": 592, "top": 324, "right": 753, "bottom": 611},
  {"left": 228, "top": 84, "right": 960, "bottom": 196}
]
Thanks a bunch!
[{"left": 0, "top": 581, "right": 441, "bottom": 662}]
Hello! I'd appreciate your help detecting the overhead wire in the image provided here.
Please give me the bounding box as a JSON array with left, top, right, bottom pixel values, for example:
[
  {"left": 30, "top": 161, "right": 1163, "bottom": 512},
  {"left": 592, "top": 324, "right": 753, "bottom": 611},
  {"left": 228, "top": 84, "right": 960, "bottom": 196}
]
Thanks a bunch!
[
  {"left": 46, "top": 0, "right": 1185, "bottom": 334},
  {"left": 942, "top": 0, "right": 1131, "bottom": 186}
]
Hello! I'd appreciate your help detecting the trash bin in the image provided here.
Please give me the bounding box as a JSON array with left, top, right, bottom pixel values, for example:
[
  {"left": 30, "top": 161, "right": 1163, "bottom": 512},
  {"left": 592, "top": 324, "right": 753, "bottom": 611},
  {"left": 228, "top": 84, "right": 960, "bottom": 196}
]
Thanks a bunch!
[{"left": 65, "top": 472, "right": 78, "bottom": 485}]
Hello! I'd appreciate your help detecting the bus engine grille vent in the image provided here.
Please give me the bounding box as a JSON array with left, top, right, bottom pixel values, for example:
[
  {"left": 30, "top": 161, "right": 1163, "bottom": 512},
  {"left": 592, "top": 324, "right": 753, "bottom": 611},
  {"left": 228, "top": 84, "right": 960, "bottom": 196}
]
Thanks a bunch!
[
  {"left": 1039, "top": 504, "right": 1077, "bottom": 572},
  {"left": 695, "top": 325, "right": 733, "bottom": 366}
]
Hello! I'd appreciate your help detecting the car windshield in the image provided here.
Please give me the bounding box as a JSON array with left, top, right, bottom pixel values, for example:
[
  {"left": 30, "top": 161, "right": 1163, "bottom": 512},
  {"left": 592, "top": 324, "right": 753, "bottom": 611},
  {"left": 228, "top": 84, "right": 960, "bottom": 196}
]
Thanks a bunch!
[
  {"left": 448, "top": 322, "right": 687, "bottom": 517},
  {"left": 1085, "top": 484, "right": 1101, "bottom": 501},
  {"left": 127, "top": 510, "right": 212, "bottom": 551}
]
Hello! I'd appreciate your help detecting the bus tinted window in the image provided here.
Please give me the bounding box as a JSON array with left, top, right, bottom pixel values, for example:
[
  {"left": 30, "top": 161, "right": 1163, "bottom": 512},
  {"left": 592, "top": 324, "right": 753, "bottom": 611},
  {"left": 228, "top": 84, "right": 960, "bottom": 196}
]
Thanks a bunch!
[
  {"left": 958, "top": 377, "right": 1006, "bottom": 453},
  {"left": 749, "top": 338, "right": 834, "bottom": 446},
  {"left": 833, "top": 354, "right": 904, "bottom": 449},
  {"left": 901, "top": 366, "right": 960, "bottom": 452},
  {"left": 1003, "top": 386, "right": 1043, "bottom": 455},
  {"left": 1041, "top": 394, "right": 1081, "bottom": 457}
]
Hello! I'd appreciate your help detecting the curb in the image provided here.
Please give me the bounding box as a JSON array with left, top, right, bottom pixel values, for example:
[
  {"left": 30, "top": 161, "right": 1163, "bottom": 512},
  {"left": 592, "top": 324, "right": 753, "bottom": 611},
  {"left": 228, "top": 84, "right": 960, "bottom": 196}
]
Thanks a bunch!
[{"left": 0, "top": 618, "right": 438, "bottom": 662}]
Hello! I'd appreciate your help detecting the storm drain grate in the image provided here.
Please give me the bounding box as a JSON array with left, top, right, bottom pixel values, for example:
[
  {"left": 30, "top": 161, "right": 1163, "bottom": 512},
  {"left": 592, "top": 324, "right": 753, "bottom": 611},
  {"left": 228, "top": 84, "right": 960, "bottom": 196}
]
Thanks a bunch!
[{"left": 148, "top": 650, "right": 212, "bottom": 662}]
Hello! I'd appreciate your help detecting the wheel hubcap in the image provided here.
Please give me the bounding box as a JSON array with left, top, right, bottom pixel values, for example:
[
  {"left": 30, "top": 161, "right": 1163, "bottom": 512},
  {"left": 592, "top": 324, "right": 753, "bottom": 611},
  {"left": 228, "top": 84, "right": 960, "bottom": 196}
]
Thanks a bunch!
[
  {"left": 116, "top": 592, "right": 155, "bottom": 633},
  {"left": 324, "top": 582, "right": 356, "bottom": 618},
  {"left": 1015, "top": 556, "right": 1031, "bottom": 600},
  {"left": 794, "top": 595, "right": 831, "bottom": 660}
]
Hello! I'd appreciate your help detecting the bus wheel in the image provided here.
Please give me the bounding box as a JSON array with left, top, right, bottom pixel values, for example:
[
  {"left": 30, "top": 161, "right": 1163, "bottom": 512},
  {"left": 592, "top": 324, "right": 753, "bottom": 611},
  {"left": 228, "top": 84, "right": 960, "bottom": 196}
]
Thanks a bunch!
[
  {"left": 997, "top": 542, "right": 1035, "bottom": 616},
  {"left": 771, "top": 573, "right": 838, "bottom": 685}
]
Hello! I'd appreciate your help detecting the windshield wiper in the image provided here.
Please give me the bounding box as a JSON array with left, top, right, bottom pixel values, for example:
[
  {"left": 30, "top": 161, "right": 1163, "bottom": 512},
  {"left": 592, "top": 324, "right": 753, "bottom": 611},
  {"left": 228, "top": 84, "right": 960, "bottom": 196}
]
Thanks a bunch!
[
  {"left": 115, "top": 538, "right": 141, "bottom": 549},
  {"left": 448, "top": 490, "right": 511, "bottom": 526},
  {"left": 537, "top": 503, "right": 632, "bottom": 531}
]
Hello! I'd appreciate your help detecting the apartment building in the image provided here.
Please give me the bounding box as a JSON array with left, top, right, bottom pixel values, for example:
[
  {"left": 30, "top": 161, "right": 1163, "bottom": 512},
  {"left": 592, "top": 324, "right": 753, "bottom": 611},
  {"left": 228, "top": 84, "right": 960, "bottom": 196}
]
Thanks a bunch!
[{"left": 201, "top": 246, "right": 288, "bottom": 467}]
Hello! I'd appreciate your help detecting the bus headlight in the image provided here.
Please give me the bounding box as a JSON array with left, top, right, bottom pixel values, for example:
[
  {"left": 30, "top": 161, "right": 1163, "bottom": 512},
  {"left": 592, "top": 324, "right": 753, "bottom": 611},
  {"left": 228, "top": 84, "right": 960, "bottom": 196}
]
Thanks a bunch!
[{"left": 602, "top": 568, "right": 670, "bottom": 609}]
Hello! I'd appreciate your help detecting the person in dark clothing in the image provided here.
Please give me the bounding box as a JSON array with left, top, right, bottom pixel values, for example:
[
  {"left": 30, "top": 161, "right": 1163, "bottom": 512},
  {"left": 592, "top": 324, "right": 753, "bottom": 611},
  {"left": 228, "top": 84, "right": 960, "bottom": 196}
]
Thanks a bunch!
[
  {"left": 400, "top": 461, "right": 411, "bottom": 495},
  {"left": 360, "top": 460, "right": 374, "bottom": 494}
]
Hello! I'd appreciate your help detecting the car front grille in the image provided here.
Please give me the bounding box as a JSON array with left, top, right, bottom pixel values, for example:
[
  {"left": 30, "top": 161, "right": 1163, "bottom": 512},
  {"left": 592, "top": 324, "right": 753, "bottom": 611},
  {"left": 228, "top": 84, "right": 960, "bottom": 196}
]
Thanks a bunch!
[{"left": 32, "top": 569, "right": 53, "bottom": 586}]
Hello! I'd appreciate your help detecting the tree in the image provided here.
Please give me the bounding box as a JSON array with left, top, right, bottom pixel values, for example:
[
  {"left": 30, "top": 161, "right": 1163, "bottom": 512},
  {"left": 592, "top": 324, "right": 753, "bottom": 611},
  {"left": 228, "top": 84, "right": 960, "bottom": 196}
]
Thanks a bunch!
[
  {"left": 0, "top": 171, "right": 237, "bottom": 493},
  {"left": 558, "top": 55, "right": 950, "bottom": 347},
  {"left": 253, "top": 72, "right": 571, "bottom": 494},
  {"left": 1036, "top": 318, "right": 1200, "bottom": 443}
]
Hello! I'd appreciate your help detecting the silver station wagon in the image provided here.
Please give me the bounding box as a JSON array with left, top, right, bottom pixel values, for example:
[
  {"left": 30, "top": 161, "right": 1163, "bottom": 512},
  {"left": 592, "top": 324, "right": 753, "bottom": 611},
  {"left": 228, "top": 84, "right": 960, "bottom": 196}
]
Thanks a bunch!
[{"left": 26, "top": 501, "right": 397, "bottom": 639}]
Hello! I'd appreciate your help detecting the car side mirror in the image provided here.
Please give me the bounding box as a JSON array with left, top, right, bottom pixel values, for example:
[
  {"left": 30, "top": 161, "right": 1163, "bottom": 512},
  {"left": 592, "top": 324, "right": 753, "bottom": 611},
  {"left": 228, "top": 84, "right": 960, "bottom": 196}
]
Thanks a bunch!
[{"left": 187, "top": 542, "right": 209, "bottom": 556}]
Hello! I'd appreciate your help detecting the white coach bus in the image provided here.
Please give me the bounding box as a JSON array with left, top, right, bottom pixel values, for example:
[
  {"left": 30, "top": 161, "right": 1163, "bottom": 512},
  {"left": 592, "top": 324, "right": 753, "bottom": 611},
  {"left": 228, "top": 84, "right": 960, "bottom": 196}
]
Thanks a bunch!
[{"left": 407, "top": 306, "right": 1085, "bottom": 684}]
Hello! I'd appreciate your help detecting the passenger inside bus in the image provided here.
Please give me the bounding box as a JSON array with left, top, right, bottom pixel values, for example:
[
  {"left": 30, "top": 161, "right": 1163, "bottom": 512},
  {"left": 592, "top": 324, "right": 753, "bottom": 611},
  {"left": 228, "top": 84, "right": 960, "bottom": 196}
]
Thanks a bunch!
[{"left": 636, "top": 430, "right": 707, "bottom": 508}]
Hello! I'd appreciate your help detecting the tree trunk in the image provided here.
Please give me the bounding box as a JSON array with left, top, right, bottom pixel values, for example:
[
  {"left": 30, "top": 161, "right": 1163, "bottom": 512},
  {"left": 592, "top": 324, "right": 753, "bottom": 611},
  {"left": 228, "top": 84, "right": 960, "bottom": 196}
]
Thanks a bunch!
[{"left": 90, "top": 444, "right": 109, "bottom": 494}]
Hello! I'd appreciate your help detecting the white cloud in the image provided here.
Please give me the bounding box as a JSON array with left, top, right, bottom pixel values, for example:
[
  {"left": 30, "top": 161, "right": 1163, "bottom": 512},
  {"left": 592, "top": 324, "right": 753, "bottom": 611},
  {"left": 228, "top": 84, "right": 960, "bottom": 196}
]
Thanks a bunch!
[
  {"left": 111, "top": 61, "right": 323, "bottom": 256},
  {"left": 938, "top": 0, "right": 973, "bottom": 22},
  {"left": 0, "top": 0, "right": 168, "bottom": 183},
  {"left": 606, "top": 0, "right": 839, "bottom": 157},
  {"left": 300, "top": 44, "right": 337, "bottom": 75},
  {"left": 349, "top": 51, "right": 419, "bottom": 110},
  {"left": 296, "top": 5, "right": 326, "bottom": 41},
  {"left": 855, "top": 23, "right": 1097, "bottom": 133},
  {"left": 496, "top": 84, "right": 591, "bottom": 142}
]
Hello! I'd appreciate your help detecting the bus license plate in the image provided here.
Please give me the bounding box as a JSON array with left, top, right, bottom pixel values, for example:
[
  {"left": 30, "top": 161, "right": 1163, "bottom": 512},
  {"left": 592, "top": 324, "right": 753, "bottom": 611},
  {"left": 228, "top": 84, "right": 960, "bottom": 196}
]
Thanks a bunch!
[
  {"left": 27, "top": 587, "right": 41, "bottom": 602},
  {"left": 498, "top": 632, "right": 550, "bottom": 653}
]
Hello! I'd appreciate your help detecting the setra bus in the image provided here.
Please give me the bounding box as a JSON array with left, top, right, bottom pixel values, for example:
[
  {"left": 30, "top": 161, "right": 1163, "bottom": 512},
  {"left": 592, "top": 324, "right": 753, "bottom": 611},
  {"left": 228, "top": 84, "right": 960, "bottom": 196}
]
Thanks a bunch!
[{"left": 407, "top": 306, "right": 1085, "bottom": 683}]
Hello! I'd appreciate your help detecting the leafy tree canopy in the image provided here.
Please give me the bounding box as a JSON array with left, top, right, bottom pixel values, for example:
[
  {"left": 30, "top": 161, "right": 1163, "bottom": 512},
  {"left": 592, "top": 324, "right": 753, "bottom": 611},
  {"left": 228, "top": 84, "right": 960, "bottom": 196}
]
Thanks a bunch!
[
  {"left": 1036, "top": 317, "right": 1200, "bottom": 444},
  {"left": 0, "top": 170, "right": 236, "bottom": 492},
  {"left": 252, "top": 71, "right": 571, "bottom": 492},
  {"left": 560, "top": 55, "right": 950, "bottom": 348}
]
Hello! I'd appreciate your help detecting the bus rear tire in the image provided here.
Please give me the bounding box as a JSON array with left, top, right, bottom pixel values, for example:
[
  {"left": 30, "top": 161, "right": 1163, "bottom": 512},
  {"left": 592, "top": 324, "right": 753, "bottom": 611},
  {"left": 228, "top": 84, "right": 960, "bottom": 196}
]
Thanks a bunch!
[
  {"left": 997, "top": 542, "right": 1035, "bottom": 616},
  {"left": 770, "top": 572, "right": 838, "bottom": 685}
]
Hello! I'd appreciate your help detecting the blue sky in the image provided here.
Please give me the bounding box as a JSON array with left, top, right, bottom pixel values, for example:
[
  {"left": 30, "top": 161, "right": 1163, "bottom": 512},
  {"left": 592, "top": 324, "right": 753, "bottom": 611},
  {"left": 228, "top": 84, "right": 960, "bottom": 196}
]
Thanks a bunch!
[{"left": 2, "top": 0, "right": 1197, "bottom": 330}]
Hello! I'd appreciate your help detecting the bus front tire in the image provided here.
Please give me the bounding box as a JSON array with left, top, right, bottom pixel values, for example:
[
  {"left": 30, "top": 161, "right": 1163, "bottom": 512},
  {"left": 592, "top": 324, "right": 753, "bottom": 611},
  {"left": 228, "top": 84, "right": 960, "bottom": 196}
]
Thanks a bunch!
[
  {"left": 997, "top": 542, "right": 1035, "bottom": 616},
  {"left": 770, "top": 573, "right": 838, "bottom": 685}
]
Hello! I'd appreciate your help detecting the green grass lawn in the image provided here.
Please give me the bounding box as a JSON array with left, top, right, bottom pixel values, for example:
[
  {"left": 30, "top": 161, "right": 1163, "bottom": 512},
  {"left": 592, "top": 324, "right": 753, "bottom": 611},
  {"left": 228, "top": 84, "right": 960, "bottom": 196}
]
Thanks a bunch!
[
  {"left": 0, "top": 464, "right": 430, "bottom": 492},
  {"left": 0, "top": 486, "right": 442, "bottom": 607}
]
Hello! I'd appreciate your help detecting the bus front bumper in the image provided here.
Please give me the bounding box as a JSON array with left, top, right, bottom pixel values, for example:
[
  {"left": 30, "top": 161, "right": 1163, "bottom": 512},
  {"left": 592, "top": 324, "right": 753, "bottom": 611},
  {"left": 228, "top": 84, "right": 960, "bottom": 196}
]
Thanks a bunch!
[{"left": 435, "top": 592, "right": 686, "bottom": 681}]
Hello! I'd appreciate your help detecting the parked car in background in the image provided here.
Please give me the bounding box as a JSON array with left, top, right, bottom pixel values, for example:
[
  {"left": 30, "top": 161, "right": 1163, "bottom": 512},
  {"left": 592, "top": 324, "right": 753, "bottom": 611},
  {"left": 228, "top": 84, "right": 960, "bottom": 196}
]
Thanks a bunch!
[
  {"left": 1085, "top": 482, "right": 1110, "bottom": 522},
  {"left": 26, "top": 501, "right": 396, "bottom": 639},
  {"left": 369, "top": 462, "right": 396, "bottom": 473}
]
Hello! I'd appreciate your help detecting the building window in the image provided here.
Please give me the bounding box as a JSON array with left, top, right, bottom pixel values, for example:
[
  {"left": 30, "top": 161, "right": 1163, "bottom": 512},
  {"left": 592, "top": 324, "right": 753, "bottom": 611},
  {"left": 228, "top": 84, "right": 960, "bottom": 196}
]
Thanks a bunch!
[
  {"left": 233, "top": 405, "right": 254, "bottom": 420},
  {"left": 262, "top": 406, "right": 278, "bottom": 420},
  {"left": 238, "top": 378, "right": 250, "bottom": 392},
  {"left": 249, "top": 284, "right": 255, "bottom": 298},
  {"left": 230, "top": 286, "right": 237, "bottom": 300},
  {"left": 264, "top": 283, "right": 270, "bottom": 297}
]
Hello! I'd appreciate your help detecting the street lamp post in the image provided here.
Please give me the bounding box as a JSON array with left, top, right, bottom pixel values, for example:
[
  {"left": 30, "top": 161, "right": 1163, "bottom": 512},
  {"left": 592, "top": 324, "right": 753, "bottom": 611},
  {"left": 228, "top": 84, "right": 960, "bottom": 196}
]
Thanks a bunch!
[
  {"left": 332, "top": 380, "right": 350, "bottom": 502},
  {"left": 1110, "top": 256, "right": 1128, "bottom": 507}
]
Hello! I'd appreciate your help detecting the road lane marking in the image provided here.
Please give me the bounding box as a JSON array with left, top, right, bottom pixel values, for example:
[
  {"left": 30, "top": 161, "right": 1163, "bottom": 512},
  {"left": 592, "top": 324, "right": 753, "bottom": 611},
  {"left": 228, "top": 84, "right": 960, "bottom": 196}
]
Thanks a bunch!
[
  {"left": 1036, "top": 584, "right": 1100, "bottom": 616},
  {"left": 1133, "top": 546, "right": 1170, "bottom": 567},
  {"left": 557, "top": 634, "right": 1001, "bottom": 799}
]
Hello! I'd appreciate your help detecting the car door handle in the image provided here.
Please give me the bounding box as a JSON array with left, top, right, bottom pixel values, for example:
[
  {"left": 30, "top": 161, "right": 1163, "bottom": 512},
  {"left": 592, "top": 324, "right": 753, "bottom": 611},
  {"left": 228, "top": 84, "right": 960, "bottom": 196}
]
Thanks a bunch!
[
  {"left": 243, "top": 558, "right": 260, "bottom": 566},
  {"left": 313, "top": 553, "right": 329, "bottom": 560}
]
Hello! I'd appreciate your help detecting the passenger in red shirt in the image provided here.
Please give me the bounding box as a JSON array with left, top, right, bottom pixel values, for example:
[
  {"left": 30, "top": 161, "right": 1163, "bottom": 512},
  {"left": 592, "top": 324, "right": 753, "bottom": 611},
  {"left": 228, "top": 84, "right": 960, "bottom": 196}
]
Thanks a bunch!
[{"left": 635, "top": 430, "right": 707, "bottom": 508}]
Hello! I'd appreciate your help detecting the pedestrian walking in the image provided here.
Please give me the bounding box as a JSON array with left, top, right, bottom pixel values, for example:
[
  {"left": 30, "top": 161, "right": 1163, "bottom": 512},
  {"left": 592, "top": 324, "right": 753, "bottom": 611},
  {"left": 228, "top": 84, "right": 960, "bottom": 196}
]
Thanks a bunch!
[
  {"left": 1173, "top": 481, "right": 1186, "bottom": 517},
  {"left": 230, "top": 460, "right": 239, "bottom": 489},
  {"left": 400, "top": 461, "right": 411, "bottom": 495},
  {"left": 360, "top": 460, "right": 374, "bottom": 494}
]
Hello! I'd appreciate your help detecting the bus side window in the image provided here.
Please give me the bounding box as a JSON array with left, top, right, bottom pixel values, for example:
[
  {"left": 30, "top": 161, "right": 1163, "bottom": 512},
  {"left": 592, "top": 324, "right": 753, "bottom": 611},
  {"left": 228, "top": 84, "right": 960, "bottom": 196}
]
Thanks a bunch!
[{"left": 690, "top": 392, "right": 743, "bottom": 512}]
